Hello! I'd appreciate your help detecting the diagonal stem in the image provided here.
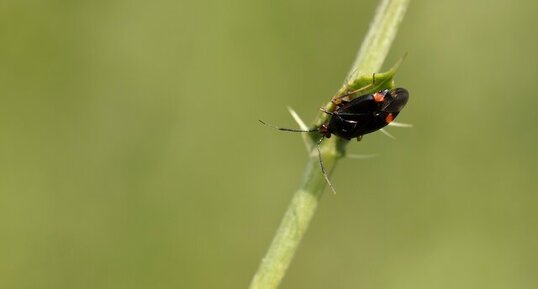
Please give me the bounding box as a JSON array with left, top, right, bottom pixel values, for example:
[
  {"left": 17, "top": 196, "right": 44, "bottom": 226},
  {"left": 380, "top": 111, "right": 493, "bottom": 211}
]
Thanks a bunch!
[{"left": 249, "top": 1, "right": 410, "bottom": 288}]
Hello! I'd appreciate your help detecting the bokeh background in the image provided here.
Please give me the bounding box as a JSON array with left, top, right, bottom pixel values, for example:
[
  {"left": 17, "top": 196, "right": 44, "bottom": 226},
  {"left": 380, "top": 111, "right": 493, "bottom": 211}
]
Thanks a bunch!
[{"left": 1, "top": 0, "right": 537, "bottom": 288}]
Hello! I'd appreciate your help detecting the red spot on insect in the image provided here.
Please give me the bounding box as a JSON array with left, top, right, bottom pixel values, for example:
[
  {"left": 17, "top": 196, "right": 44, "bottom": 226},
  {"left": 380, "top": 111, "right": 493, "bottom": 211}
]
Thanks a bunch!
[
  {"left": 373, "top": 92, "right": 385, "bottom": 102},
  {"left": 385, "top": 113, "right": 394, "bottom": 123}
]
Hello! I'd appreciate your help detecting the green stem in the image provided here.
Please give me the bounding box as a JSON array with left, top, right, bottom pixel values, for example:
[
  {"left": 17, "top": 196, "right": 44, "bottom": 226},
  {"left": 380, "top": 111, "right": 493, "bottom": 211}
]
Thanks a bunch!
[
  {"left": 348, "top": 0, "right": 410, "bottom": 79},
  {"left": 249, "top": 155, "right": 334, "bottom": 289},
  {"left": 249, "top": 1, "right": 410, "bottom": 288}
]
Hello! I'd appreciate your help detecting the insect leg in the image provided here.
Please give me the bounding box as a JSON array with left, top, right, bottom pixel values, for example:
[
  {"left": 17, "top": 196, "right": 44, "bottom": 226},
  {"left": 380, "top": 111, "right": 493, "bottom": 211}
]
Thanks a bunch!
[{"left": 332, "top": 73, "right": 377, "bottom": 104}]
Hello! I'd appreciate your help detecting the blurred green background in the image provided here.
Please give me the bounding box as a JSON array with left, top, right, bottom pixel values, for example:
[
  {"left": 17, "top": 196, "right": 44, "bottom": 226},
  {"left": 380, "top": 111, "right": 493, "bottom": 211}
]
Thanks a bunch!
[{"left": 1, "top": 0, "right": 537, "bottom": 288}]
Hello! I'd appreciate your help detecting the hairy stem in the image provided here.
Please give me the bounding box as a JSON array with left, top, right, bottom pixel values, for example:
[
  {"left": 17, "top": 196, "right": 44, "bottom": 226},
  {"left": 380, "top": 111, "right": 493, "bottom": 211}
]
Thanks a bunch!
[{"left": 249, "top": 1, "right": 410, "bottom": 288}]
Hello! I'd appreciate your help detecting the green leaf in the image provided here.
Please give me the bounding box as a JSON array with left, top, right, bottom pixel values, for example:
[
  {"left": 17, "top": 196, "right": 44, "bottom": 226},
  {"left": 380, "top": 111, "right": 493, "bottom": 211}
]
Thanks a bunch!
[{"left": 339, "top": 54, "right": 406, "bottom": 98}]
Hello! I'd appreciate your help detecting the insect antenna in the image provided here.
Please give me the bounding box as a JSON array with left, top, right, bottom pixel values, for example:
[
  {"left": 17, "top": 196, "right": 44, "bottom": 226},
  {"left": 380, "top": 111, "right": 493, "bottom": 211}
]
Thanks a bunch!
[
  {"left": 315, "top": 137, "right": 337, "bottom": 194},
  {"left": 258, "top": 120, "right": 319, "bottom": 133},
  {"left": 259, "top": 119, "right": 336, "bottom": 194}
]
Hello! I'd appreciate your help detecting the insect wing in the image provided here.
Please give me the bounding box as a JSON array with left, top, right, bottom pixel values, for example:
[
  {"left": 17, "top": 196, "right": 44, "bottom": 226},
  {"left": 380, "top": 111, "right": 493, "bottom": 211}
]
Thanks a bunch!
[{"left": 382, "top": 88, "right": 409, "bottom": 113}]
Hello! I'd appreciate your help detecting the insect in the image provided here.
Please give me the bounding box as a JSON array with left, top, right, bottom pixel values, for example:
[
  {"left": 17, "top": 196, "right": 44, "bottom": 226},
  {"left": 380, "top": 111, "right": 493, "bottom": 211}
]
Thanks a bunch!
[
  {"left": 321, "top": 87, "right": 409, "bottom": 140},
  {"left": 260, "top": 87, "right": 409, "bottom": 193}
]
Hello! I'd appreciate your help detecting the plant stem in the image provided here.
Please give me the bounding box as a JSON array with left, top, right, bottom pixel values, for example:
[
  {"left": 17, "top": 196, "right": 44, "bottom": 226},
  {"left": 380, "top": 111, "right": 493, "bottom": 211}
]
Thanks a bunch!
[
  {"left": 249, "top": 155, "right": 334, "bottom": 289},
  {"left": 348, "top": 0, "right": 410, "bottom": 79},
  {"left": 249, "top": 1, "right": 410, "bottom": 288}
]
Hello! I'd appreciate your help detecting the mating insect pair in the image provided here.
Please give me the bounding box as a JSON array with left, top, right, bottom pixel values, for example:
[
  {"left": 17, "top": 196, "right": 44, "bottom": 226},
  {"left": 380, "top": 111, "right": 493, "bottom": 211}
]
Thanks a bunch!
[{"left": 260, "top": 86, "right": 409, "bottom": 193}]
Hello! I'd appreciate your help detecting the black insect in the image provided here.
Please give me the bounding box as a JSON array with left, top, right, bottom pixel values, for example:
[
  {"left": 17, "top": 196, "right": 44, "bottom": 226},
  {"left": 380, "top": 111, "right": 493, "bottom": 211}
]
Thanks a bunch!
[
  {"left": 260, "top": 87, "right": 409, "bottom": 193},
  {"left": 320, "top": 87, "right": 409, "bottom": 140}
]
